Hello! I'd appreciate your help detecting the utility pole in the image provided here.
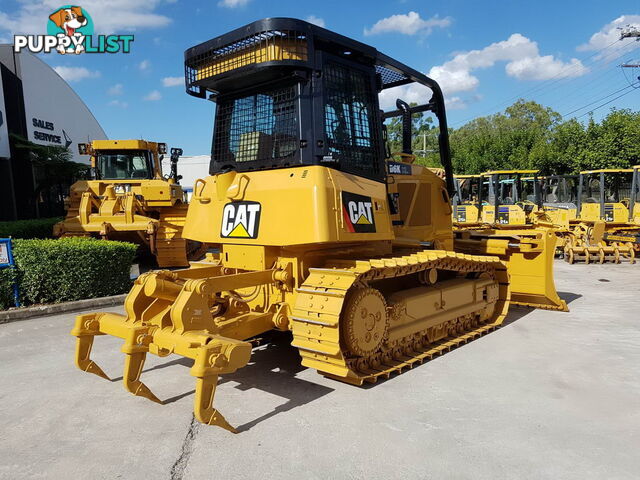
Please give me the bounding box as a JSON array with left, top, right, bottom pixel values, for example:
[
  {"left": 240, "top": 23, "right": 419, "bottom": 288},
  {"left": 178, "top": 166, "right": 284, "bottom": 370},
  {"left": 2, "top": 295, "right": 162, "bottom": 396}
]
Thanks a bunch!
[
  {"left": 619, "top": 26, "right": 640, "bottom": 84},
  {"left": 620, "top": 25, "right": 640, "bottom": 40}
]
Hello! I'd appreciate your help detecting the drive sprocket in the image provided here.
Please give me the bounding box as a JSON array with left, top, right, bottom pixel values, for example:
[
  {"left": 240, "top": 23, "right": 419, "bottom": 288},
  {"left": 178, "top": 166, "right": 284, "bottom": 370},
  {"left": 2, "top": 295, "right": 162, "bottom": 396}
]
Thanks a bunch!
[{"left": 341, "top": 288, "right": 388, "bottom": 357}]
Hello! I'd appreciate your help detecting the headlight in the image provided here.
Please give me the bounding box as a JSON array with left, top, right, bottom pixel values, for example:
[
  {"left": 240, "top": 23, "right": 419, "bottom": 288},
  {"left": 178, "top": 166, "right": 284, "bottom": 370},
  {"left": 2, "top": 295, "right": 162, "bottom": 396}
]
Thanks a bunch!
[{"left": 158, "top": 143, "right": 167, "bottom": 154}]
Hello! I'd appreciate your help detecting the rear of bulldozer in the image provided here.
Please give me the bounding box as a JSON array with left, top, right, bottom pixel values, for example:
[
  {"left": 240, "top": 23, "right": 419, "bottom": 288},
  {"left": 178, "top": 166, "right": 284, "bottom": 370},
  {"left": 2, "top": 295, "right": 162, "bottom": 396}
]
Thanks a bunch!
[
  {"left": 71, "top": 18, "right": 564, "bottom": 432},
  {"left": 54, "top": 140, "right": 192, "bottom": 267}
]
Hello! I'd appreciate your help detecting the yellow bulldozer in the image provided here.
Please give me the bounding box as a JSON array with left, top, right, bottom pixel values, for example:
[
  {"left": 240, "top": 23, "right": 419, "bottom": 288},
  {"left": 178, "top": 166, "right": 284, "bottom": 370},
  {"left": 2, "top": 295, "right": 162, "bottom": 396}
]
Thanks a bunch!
[
  {"left": 71, "top": 18, "right": 567, "bottom": 432},
  {"left": 453, "top": 170, "right": 547, "bottom": 227},
  {"left": 477, "top": 170, "right": 543, "bottom": 226},
  {"left": 451, "top": 170, "right": 566, "bottom": 311},
  {"left": 452, "top": 175, "right": 482, "bottom": 224},
  {"left": 54, "top": 139, "right": 200, "bottom": 267},
  {"left": 563, "top": 168, "right": 640, "bottom": 264}
]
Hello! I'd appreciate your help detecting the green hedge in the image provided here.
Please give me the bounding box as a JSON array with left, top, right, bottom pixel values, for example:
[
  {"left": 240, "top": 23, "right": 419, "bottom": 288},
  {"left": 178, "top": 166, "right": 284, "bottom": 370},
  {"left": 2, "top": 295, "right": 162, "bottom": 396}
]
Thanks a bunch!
[
  {"left": 0, "top": 238, "right": 137, "bottom": 310},
  {"left": 0, "top": 217, "right": 62, "bottom": 239}
]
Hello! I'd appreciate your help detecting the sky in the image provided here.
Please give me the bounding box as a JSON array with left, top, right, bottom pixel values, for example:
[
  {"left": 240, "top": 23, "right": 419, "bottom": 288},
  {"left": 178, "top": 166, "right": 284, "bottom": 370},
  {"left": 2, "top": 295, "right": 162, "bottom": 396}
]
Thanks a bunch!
[{"left": 1, "top": 0, "right": 639, "bottom": 155}]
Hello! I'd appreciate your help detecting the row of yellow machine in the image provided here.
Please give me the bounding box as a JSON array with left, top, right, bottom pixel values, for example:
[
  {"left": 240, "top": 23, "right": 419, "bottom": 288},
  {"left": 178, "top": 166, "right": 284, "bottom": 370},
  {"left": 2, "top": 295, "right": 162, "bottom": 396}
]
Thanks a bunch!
[
  {"left": 452, "top": 169, "right": 640, "bottom": 264},
  {"left": 59, "top": 18, "right": 638, "bottom": 432}
]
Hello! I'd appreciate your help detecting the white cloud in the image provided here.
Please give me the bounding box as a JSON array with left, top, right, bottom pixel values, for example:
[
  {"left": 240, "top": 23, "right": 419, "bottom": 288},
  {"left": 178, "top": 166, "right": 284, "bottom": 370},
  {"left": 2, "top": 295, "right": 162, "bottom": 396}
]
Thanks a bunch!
[
  {"left": 506, "top": 56, "right": 586, "bottom": 81},
  {"left": 378, "top": 83, "right": 432, "bottom": 110},
  {"left": 162, "top": 76, "right": 183, "bottom": 87},
  {"left": 144, "top": 90, "right": 162, "bottom": 101},
  {"left": 577, "top": 15, "right": 640, "bottom": 60},
  {"left": 138, "top": 59, "right": 151, "bottom": 71},
  {"left": 428, "top": 33, "right": 587, "bottom": 96},
  {"left": 446, "top": 96, "right": 468, "bottom": 110},
  {"left": 0, "top": 0, "right": 171, "bottom": 36},
  {"left": 306, "top": 15, "right": 326, "bottom": 28},
  {"left": 107, "top": 83, "right": 124, "bottom": 96},
  {"left": 378, "top": 33, "right": 586, "bottom": 111},
  {"left": 218, "top": 0, "right": 250, "bottom": 8},
  {"left": 108, "top": 99, "right": 128, "bottom": 108},
  {"left": 53, "top": 66, "right": 100, "bottom": 82},
  {"left": 364, "top": 11, "right": 451, "bottom": 36}
]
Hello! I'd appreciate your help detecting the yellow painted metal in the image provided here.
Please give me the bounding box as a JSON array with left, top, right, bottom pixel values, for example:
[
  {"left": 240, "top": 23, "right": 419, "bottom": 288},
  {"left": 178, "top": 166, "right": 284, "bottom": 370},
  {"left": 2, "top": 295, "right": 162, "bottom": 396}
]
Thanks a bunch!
[
  {"left": 579, "top": 168, "right": 633, "bottom": 174},
  {"left": 195, "top": 39, "right": 308, "bottom": 81},
  {"left": 483, "top": 170, "right": 538, "bottom": 175},
  {"left": 562, "top": 168, "right": 640, "bottom": 264},
  {"left": 454, "top": 228, "right": 568, "bottom": 311},
  {"left": 71, "top": 25, "right": 568, "bottom": 431},
  {"left": 72, "top": 156, "right": 567, "bottom": 430},
  {"left": 54, "top": 140, "right": 192, "bottom": 267},
  {"left": 453, "top": 175, "right": 481, "bottom": 225}
]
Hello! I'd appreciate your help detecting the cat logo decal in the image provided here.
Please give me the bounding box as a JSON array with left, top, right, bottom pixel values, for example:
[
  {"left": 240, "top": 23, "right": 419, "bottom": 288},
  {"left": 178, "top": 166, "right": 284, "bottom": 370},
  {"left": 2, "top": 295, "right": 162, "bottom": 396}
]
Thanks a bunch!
[
  {"left": 342, "top": 192, "right": 376, "bottom": 233},
  {"left": 221, "top": 201, "right": 261, "bottom": 239}
]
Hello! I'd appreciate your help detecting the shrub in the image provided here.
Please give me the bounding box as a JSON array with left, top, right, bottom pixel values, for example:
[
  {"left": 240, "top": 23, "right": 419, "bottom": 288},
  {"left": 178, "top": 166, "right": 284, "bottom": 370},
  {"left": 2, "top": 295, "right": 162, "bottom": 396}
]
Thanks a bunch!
[
  {"left": 0, "top": 238, "right": 137, "bottom": 309},
  {"left": 0, "top": 267, "right": 17, "bottom": 310},
  {"left": 0, "top": 217, "right": 62, "bottom": 239}
]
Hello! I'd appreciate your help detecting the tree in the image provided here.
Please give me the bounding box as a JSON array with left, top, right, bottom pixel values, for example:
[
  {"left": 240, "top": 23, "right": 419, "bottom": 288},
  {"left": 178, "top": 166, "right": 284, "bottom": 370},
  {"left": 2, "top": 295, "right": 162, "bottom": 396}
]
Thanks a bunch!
[
  {"left": 10, "top": 134, "right": 86, "bottom": 216},
  {"left": 578, "top": 109, "right": 640, "bottom": 171},
  {"left": 448, "top": 99, "right": 562, "bottom": 174}
]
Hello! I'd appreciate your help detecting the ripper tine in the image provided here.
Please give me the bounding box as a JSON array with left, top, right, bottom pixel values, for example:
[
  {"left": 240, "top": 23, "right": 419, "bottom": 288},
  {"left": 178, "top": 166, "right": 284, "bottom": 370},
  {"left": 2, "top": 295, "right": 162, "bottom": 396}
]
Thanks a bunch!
[
  {"left": 71, "top": 314, "right": 110, "bottom": 380},
  {"left": 121, "top": 327, "right": 163, "bottom": 404},
  {"left": 190, "top": 339, "right": 252, "bottom": 432},
  {"left": 194, "top": 376, "right": 236, "bottom": 433},
  {"left": 123, "top": 351, "right": 163, "bottom": 404}
]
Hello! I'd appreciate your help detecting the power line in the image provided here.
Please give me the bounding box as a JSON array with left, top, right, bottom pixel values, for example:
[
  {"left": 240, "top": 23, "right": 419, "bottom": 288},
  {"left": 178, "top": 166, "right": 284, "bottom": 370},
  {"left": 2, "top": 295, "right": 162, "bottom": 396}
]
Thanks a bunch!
[
  {"left": 561, "top": 82, "right": 637, "bottom": 118},
  {"left": 575, "top": 87, "right": 638, "bottom": 119},
  {"left": 529, "top": 47, "right": 639, "bottom": 113},
  {"left": 449, "top": 38, "right": 626, "bottom": 127}
]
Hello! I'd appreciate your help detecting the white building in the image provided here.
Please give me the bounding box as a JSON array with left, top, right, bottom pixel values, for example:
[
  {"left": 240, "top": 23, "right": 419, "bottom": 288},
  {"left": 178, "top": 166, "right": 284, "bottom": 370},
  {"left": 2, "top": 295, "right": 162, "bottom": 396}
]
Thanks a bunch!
[
  {"left": 0, "top": 46, "right": 107, "bottom": 220},
  {"left": 161, "top": 155, "right": 210, "bottom": 200}
]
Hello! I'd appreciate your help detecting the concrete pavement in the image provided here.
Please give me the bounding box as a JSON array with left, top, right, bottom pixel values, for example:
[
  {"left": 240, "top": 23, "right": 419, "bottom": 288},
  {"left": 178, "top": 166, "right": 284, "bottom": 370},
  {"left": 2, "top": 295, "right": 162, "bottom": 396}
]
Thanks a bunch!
[{"left": 0, "top": 261, "right": 639, "bottom": 479}]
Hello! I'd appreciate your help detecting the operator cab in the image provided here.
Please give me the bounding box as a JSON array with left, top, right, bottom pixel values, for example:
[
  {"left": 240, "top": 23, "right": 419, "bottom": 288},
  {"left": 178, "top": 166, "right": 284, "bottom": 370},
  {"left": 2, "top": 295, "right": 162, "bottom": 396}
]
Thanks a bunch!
[
  {"left": 95, "top": 150, "right": 153, "bottom": 180},
  {"left": 184, "top": 18, "right": 454, "bottom": 192}
]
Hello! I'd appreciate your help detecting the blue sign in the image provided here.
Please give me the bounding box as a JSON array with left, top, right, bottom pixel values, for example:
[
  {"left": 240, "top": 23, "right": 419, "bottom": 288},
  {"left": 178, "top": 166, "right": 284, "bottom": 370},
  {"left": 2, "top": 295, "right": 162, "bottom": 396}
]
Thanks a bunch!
[{"left": 0, "top": 238, "right": 20, "bottom": 307}]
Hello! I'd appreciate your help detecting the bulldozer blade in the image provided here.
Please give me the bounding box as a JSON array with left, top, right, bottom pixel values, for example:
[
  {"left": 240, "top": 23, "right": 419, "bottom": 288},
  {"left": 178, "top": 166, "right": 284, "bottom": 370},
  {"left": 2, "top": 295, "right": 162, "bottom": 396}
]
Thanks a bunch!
[
  {"left": 455, "top": 228, "right": 568, "bottom": 312},
  {"left": 194, "top": 376, "right": 237, "bottom": 433},
  {"left": 123, "top": 351, "right": 163, "bottom": 404}
]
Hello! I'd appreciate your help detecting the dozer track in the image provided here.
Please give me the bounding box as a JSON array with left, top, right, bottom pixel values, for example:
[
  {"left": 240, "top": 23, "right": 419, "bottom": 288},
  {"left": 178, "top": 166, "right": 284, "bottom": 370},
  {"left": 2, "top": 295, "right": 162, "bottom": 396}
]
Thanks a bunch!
[{"left": 291, "top": 251, "right": 510, "bottom": 386}]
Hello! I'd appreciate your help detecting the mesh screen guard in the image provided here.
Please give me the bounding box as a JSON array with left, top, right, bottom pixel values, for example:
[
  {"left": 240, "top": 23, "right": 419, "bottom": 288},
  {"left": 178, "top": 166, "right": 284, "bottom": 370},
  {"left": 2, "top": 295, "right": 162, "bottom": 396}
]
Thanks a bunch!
[{"left": 212, "top": 85, "right": 299, "bottom": 169}]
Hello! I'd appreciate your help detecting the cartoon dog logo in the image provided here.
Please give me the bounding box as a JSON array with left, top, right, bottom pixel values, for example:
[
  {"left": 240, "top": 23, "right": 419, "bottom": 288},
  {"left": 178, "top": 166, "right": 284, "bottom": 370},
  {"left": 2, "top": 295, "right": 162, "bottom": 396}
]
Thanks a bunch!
[{"left": 48, "top": 6, "right": 87, "bottom": 54}]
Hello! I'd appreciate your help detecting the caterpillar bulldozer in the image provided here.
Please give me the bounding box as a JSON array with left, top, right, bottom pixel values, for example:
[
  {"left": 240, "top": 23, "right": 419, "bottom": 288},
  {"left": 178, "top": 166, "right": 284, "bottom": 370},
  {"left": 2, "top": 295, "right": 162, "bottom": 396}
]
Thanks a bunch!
[
  {"left": 53, "top": 140, "right": 200, "bottom": 267},
  {"left": 452, "top": 175, "right": 482, "bottom": 224},
  {"left": 540, "top": 175, "right": 579, "bottom": 228},
  {"left": 452, "top": 169, "right": 566, "bottom": 311},
  {"left": 71, "top": 18, "right": 566, "bottom": 432},
  {"left": 563, "top": 169, "right": 639, "bottom": 264},
  {"left": 478, "top": 170, "right": 543, "bottom": 226}
]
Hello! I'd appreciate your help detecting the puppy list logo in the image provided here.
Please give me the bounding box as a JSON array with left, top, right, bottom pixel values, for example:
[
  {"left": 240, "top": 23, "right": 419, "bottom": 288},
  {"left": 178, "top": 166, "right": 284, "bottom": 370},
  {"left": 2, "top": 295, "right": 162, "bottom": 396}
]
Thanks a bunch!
[{"left": 13, "top": 5, "right": 134, "bottom": 55}]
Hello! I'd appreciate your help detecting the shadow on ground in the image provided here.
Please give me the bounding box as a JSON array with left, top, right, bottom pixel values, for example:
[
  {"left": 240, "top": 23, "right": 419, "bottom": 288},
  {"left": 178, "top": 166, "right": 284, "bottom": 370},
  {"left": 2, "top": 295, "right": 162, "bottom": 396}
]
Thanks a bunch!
[
  {"left": 557, "top": 291, "right": 582, "bottom": 304},
  {"left": 106, "top": 292, "right": 569, "bottom": 431},
  {"left": 114, "top": 332, "right": 334, "bottom": 432}
]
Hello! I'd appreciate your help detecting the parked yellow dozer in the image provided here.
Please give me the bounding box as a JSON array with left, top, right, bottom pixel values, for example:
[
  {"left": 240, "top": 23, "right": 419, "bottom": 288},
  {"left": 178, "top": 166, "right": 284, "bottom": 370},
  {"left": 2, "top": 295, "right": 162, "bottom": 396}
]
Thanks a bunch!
[
  {"left": 452, "top": 175, "right": 481, "bottom": 224},
  {"left": 540, "top": 174, "right": 579, "bottom": 228},
  {"left": 563, "top": 169, "right": 640, "bottom": 264},
  {"left": 71, "top": 19, "right": 566, "bottom": 431},
  {"left": 452, "top": 170, "right": 567, "bottom": 310},
  {"left": 54, "top": 140, "right": 200, "bottom": 267}
]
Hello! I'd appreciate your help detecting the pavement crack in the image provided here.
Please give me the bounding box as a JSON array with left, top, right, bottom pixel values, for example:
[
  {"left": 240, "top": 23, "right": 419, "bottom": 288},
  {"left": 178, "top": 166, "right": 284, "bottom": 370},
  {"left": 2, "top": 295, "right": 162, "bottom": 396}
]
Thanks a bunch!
[{"left": 170, "top": 414, "right": 200, "bottom": 480}]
